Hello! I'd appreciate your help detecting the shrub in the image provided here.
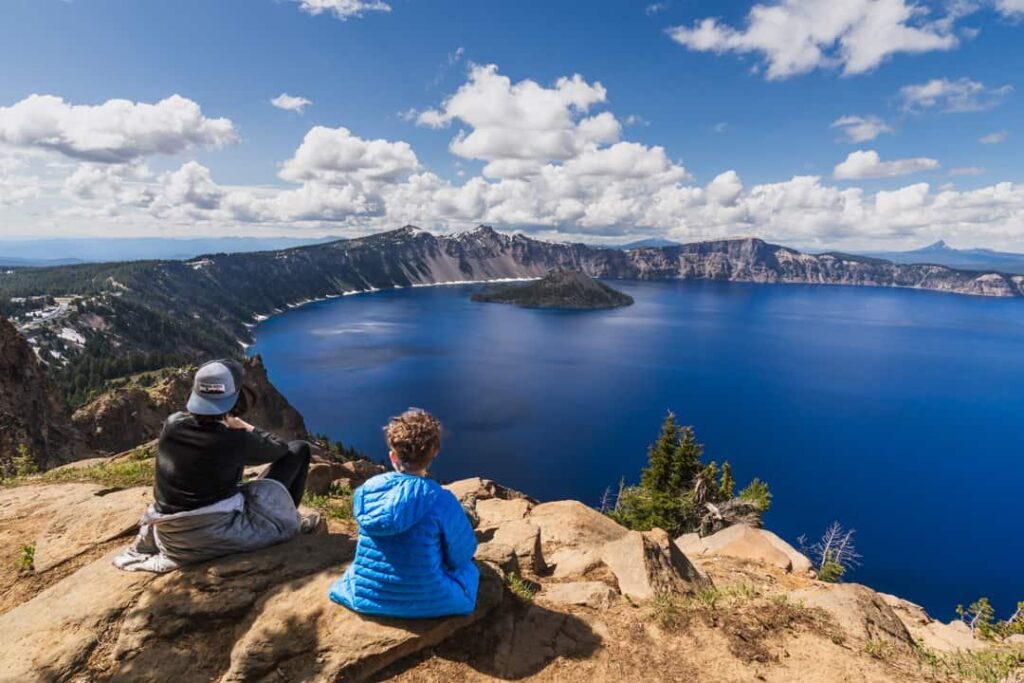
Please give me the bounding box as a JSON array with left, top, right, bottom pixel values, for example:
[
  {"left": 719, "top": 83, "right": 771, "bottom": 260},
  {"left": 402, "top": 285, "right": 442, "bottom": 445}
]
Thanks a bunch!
[
  {"left": 13, "top": 445, "right": 38, "bottom": 478},
  {"left": 738, "top": 478, "right": 772, "bottom": 512},
  {"left": 505, "top": 573, "right": 538, "bottom": 602},
  {"left": 17, "top": 543, "right": 35, "bottom": 573}
]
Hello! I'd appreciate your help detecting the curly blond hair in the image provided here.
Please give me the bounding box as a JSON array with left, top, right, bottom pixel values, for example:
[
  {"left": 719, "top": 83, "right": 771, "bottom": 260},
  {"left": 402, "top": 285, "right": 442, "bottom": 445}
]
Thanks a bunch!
[{"left": 384, "top": 408, "right": 442, "bottom": 471}]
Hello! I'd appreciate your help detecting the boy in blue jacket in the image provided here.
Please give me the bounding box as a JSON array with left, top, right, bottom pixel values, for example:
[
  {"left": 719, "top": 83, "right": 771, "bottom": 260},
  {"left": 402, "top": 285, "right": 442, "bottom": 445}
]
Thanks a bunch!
[{"left": 329, "top": 409, "right": 479, "bottom": 618}]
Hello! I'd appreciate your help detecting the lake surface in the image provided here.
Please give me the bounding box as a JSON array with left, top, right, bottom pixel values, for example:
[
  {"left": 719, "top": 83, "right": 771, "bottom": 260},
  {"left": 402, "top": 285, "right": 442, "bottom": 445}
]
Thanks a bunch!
[{"left": 250, "top": 280, "right": 1024, "bottom": 619}]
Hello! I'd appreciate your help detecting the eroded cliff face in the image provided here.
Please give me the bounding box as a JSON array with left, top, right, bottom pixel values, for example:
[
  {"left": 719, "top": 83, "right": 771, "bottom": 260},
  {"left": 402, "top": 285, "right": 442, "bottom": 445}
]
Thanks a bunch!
[
  {"left": 71, "top": 355, "right": 307, "bottom": 454},
  {"left": 0, "top": 318, "right": 80, "bottom": 470}
]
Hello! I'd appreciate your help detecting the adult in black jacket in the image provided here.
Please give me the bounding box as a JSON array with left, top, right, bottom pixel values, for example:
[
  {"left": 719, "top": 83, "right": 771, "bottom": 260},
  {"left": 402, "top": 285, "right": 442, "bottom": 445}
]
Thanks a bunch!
[{"left": 154, "top": 359, "right": 314, "bottom": 520}]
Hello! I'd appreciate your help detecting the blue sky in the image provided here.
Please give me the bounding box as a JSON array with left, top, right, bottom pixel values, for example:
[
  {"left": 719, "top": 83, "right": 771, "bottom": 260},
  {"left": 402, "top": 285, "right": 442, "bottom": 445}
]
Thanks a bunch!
[{"left": 0, "top": 0, "right": 1022, "bottom": 249}]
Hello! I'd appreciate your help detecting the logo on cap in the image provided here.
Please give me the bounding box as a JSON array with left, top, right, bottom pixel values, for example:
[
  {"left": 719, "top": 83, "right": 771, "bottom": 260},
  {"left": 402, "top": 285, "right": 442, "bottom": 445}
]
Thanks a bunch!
[{"left": 199, "top": 382, "right": 227, "bottom": 395}]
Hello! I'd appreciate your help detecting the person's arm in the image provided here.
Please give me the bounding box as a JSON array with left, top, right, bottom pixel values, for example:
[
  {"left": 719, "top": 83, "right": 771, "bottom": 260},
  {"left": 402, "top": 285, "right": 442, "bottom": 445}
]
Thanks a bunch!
[
  {"left": 224, "top": 415, "right": 291, "bottom": 466},
  {"left": 440, "top": 491, "right": 478, "bottom": 569}
]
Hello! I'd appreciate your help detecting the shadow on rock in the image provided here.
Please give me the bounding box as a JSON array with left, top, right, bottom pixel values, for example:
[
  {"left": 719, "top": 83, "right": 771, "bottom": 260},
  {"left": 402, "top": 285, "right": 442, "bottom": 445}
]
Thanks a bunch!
[
  {"left": 371, "top": 591, "right": 603, "bottom": 681},
  {"left": 107, "top": 532, "right": 355, "bottom": 682}
]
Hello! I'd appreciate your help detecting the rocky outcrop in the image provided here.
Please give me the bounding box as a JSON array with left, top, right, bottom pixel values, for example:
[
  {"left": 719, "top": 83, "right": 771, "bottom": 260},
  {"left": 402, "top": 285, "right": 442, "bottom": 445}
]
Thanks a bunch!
[
  {"left": 0, "top": 476, "right": 1019, "bottom": 682},
  {"left": 0, "top": 318, "right": 81, "bottom": 470},
  {"left": 71, "top": 355, "right": 306, "bottom": 454},
  {"left": 677, "top": 524, "right": 814, "bottom": 575}
]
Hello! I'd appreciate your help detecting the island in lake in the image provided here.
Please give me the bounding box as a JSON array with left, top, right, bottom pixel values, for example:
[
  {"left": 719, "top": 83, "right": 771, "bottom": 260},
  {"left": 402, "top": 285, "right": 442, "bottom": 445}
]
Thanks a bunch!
[{"left": 471, "top": 269, "right": 634, "bottom": 309}]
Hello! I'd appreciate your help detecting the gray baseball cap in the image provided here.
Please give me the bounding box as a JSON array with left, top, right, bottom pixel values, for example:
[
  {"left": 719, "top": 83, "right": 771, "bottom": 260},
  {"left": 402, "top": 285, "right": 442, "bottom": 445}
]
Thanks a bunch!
[{"left": 186, "top": 359, "right": 244, "bottom": 416}]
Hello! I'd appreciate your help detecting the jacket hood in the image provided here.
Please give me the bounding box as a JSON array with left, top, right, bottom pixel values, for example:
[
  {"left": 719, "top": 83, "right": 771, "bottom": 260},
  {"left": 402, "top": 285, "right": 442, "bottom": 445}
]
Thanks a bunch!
[{"left": 352, "top": 472, "right": 440, "bottom": 537}]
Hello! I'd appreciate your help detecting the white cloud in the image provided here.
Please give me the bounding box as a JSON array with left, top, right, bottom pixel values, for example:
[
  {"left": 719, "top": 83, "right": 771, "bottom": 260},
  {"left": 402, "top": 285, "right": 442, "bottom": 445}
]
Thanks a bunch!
[
  {"left": 279, "top": 125, "right": 419, "bottom": 185},
  {"left": 830, "top": 115, "right": 893, "bottom": 143},
  {"left": 996, "top": 0, "right": 1024, "bottom": 17},
  {"left": 292, "top": 0, "right": 391, "bottom": 21},
  {"left": 0, "top": 94, "right": 237, "bottom": 164},
  {"left": 645, "top": 2, "right": 669, "bottom": 15},
  {"left": 668, "top": 0, "right": 964, "bottom": 80},
  {"left": 0, "top": 157, "right": 39, "bottom": 206},
  {"left": 834, "top": 149, "right": 939, "bottom": 179},
  {"left": 416, "top": 64, "right": 621, "bottom": 177},
  {"left": 623, "top": 114, "right": 649, "bottom": 127},
  {"left": 10, "top": 71, "right": 1024, "bottom": 252},
  {"left": 979, "top": 130, "right": 1008, "bottom": 144},
  {"left": 899, "top": 77, "right": 1013, "bottom": 112},
  {"left": 713, "top": 122, "right": 729, "bottom": 134},
  {"left": 271, "top": 93, "right": 312, "bottom": 113},
  {"left": 948, "top": 166, "right": 986, "bottom": 176}
]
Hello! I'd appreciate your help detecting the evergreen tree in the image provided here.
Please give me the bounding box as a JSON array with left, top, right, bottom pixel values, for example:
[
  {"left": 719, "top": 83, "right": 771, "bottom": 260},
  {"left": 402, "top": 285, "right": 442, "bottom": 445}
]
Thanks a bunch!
[
  {"left": 668, "top": 425, "right": 704, "bottom": 494},
  {"left": 640, "top": 412, "right": 679, "bottom": 493}
]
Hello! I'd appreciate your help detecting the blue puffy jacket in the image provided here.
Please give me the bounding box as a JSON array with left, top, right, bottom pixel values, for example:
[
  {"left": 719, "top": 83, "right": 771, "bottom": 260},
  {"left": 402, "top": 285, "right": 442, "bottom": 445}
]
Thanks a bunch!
[{"left": 328, "top": 472, "right": 479, "bottom": 618}]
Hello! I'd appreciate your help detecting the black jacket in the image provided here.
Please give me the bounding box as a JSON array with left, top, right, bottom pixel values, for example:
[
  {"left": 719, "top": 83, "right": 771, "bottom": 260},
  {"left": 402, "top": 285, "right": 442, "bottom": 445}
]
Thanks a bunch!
[{"left": 154, "top": 412, "right": 291, "bottom": 514}]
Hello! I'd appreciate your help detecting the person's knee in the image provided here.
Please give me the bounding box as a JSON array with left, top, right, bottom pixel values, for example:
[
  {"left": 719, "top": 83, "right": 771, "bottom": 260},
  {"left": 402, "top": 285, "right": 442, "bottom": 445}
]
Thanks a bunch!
[{"left": 288, "top": 440, "right": 312, "bottom": 464}]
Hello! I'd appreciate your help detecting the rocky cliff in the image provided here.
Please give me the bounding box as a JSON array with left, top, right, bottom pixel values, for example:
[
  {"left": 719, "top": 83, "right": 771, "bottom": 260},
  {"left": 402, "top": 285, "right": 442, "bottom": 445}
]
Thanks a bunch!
[
  {"left": 0, "top": 474, "right": 1019, "bottom": 682},
  {"left": 0, "top": 319, "right": 80, "bottom": 471},
  {"left": 6, "top": 226, "right": 1024, "bottom": 406},
  {"left": 71, "top": 355, "right": 307, "bottom": 455}
]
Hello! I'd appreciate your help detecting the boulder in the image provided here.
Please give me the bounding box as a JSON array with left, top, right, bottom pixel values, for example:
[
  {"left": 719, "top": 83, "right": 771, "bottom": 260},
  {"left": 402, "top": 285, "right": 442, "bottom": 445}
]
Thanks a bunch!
[
  {"left": 33, "top": 486, "right": 150, "bottom": 572},
  {"left": 338, "top": 459, "right": 386, "bottom": 488},
  {"left": 546, "top": 547, "right": 602, "bottom": 579},
  {"left": 788, "top": 583, "right": 916, "bottom": 653},
  {"left": 528, "top": 500, "right": 628, "bottom": 552},
  {"left": 444, "top": 477, "right": 532, "bottom": 503},
  {"left": 476, "top": 497, "right": 532, "bottom": 527},
  {"left": 305, "top": 462, "right": 338, "bottom": 496},
  {"left": 490, "top": 520, "right": 546, "bottom": 575},
  {"left": 475, "top": 542, "right": 520, "bottom": 575},
  {"left": 222, "top": 563, "right": 503, "bottom": 683},
  {"left": 678, "top": 524, "right": 812, "bottom": 574},
  {"left": 540, "top": 581, "right": 617, "bottom": 609},
  {"left": 599, "top": 530, "right": 706, "bottom": 601}
]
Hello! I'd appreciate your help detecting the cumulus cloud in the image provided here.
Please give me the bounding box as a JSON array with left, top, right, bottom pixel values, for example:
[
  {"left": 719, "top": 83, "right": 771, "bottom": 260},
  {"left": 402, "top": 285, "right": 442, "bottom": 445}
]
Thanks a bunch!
[
  {"left": 16, "top": 70, "right": 1024, "bottom": 252},
  {"left": 668, "top": 0, "right": 964, "bottom": 80},
  {"left": 834, "top": 149, "right": 939, "bottom": 179},
  {"left": 0, "top": 94, "right": 237, "bottom": 164},
  {"left": 996, "top": 0, "right": 1024, "bottom": 16},
  {"left": 899, "top": 77, "right": 1013, "bottom": 112},
  {"left": 0, "top": 157, "right": 40, "bottom": 206},
  {"left": 292, "top": 0, "right": 390, "bottom": 21},
  {"left": 416, "top": 64, "right": 622, "bottom": 177},
  {"left": 271, "top": 93, "right": 312, "bottom": 113},
  {"left": 830, "top": 115, "right": 893, "bottom": 143},
  {"left": 979, "top": 130, "right": 1008, "bottom": 144},
  {"left": 279, "top": 125, "right": 419, "bottom": 185}
]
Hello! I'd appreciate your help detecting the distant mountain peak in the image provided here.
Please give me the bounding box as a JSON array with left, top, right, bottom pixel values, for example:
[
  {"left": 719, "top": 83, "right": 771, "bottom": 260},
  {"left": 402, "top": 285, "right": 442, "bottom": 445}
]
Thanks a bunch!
[{"left": 924, "top": 240, "right": 949, "bottom": 250}]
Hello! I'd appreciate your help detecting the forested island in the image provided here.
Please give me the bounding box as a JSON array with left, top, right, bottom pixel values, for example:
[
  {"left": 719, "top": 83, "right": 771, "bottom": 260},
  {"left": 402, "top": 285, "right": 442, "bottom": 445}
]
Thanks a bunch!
[{"left": 471, "top": 269, "right": 634, "bottom": 309}]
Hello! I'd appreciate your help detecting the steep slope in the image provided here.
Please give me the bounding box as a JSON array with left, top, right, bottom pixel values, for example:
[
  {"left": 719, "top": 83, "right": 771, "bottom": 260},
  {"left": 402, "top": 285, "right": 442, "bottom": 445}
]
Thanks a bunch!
[
  {"left": 0, "top": 319, "right": 81, "bottom": 471},
  {"left": 4, "top": 226, "right": 1024, "bottom": 405},
  {"left": 71, "top": 355, "right": 307, "bottom": 454}
]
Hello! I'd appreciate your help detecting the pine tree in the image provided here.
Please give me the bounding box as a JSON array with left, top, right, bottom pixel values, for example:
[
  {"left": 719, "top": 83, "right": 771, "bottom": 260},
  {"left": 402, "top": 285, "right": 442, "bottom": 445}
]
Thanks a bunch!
[
  {"left": 668, "top": 425, "right": 704, "bottom": 494},
  {"left": 640, "top": 412, "right": 679, "bottom": 493}
]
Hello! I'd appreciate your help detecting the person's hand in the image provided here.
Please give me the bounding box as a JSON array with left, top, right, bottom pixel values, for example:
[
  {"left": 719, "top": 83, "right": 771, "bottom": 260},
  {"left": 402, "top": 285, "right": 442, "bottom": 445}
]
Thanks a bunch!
[{"left": 224, "top": 415, "right": 255, "bottom": 432}]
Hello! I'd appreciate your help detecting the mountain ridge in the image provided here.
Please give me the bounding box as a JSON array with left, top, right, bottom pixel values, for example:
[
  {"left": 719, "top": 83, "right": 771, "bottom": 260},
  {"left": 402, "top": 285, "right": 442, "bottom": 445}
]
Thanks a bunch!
[{"left": 3, "top": 225, "right": 1023, "bottom": 406}]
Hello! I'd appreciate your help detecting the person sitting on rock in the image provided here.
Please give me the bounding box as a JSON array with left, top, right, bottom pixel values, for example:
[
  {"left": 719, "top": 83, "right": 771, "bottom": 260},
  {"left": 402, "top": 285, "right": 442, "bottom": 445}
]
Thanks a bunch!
[
  {"left": 114, "top": 359, "right": 320, "bottom": 573},
  {"left": 329, "top": 409, "right": 479, "bottom": 618}
]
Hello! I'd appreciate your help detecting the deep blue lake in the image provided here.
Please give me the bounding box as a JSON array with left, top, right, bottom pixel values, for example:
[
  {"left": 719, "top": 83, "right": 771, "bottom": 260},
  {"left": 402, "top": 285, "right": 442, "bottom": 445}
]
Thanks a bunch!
[{"left": 250, "top": 280, "right": 1024, "bottom": 620}]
